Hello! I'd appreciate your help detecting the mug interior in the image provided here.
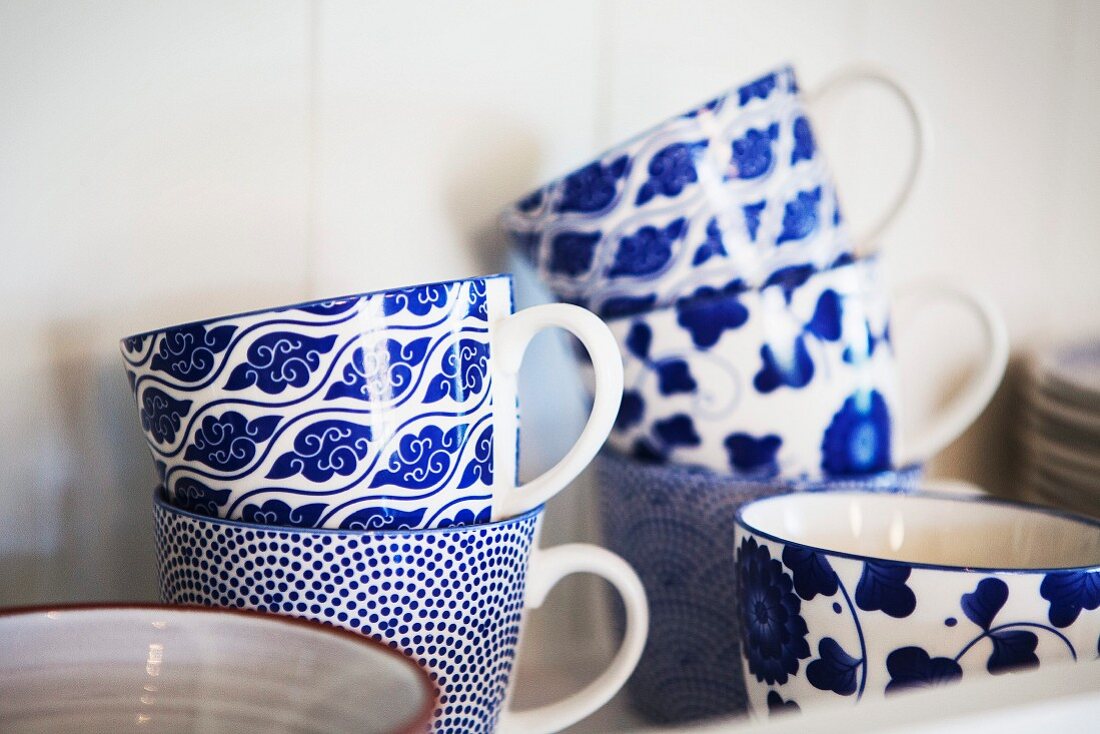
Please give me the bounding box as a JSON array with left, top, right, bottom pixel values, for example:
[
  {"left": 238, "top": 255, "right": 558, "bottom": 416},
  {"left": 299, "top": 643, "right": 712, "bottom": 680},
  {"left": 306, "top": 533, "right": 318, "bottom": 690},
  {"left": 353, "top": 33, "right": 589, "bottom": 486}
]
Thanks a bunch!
[
  {"left": 0, "top": 605, "right": 432, "bottom": 734},
  {"left": 738, "top": 491, "right": 1100, "bottom": 570}
]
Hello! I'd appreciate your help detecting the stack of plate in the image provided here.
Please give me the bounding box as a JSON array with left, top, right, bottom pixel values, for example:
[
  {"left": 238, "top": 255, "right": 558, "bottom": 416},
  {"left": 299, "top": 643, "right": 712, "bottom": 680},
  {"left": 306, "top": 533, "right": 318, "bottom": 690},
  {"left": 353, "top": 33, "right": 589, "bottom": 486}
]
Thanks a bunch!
[{"left": 1022, "top": 338, "right": 1100, "bottom": 518}]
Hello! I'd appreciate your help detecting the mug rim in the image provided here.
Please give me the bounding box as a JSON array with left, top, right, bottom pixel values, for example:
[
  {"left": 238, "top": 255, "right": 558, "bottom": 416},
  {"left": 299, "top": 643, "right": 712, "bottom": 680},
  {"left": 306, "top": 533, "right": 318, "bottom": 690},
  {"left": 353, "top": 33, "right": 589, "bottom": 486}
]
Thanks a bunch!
[
  {"left": 507, "top": 63, "right": 796, "bottom": 214},
  {"left": 122, "top": 272, "right": 514, "bottom": 343},
  {"left": 734, "top": 489, "right": 1100, "bottom": 574},
  {"left": 600, "top": 253, "right": 877, "bottom": 326},
  {"left": 153, "top": 485, "right": 545, "bottom": 536},
  {"left": 0, "top": 601, "right": 437, "bottom": 734}
]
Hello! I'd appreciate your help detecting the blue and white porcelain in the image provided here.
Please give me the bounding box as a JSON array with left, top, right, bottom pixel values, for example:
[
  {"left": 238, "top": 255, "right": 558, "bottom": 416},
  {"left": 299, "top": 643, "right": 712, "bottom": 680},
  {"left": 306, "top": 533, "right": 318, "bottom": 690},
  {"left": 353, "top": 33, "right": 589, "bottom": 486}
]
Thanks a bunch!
[
  {"left": 121, "top": 274, "right": 623, "bottom": 530},
  {"left": 502, "top": 65, "right": 922, "bottom": 318},
  {"left": 154, "top": 489, "right": 647, "bottom": 734},
  {"left": 604, "top": 258, "right": 1008, "bottom": 478},
  {"left": 596, "top": 448, "right": 922, "bottom": 725},
  {"left": 733, "top": 491, "right": 1100, "bottom": 715}
]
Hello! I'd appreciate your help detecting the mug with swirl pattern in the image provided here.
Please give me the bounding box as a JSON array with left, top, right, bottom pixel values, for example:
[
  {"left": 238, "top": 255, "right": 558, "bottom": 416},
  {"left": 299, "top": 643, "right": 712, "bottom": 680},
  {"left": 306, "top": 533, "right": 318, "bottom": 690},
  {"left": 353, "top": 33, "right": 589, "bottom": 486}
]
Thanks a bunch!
[{"left": 121, "top": 274, "right": 623, "bottom": 530}]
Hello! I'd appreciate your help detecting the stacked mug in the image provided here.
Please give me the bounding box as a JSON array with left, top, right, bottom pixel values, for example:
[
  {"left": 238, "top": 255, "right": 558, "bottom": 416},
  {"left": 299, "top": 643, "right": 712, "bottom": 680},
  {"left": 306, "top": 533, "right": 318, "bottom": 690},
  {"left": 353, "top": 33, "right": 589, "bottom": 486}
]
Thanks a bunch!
[
  {"left": 503, "top": 64, "right": 1011, "bottom": 723},
  {"left": 121, "top": 275, "right": 649, "bottom": 734}
]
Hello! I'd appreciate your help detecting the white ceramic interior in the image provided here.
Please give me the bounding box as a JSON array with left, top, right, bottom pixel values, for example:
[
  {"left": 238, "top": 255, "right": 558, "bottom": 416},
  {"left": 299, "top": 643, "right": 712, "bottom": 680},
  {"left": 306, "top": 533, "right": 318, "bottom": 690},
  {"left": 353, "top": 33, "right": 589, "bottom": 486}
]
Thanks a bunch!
[
  {"left": 738, "top": 491, "right": 1100, "bottom": 570},
  {"left": 0, "top": 605, "right": 433, "bottom": 734}
]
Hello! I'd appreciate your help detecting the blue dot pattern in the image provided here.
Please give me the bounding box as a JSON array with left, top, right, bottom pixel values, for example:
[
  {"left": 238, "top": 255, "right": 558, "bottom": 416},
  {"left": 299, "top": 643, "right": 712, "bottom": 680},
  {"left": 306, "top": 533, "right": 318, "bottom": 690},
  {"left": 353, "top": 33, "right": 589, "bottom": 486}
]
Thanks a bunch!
[
  {"left": 596, "top": 449, "right": 921, "bottom": 725},
  {"left": 155, "top": 495, "right": 539, "bottom": 733}
]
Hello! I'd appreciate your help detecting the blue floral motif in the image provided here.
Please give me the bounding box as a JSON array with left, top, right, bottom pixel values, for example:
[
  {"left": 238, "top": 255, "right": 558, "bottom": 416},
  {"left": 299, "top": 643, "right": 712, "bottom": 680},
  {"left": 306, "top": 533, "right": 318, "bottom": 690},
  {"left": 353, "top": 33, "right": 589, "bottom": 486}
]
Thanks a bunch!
[
  {"left": 436, "top": 506, "right": 492, "bottom": 529},
  {"left": 790, "top": 116, "right": 816, "bottom": 165},
  {"left": 730, "top": 123, "right": 779, "bottom": 180},
  {"left": 805, "top": 290, "right": 842, "bottom": 342},
  {"left": 653, "top": 414, "right": 701, "bottom": 448},
  {"left": 425, "top": 339, "right": 491, "bottom": 404},
  {"left": 465, "top": 280, "right": 489, "bottom": 321},
  {"left": 608, "top": 218, "right": 687, "bottom": 278},
  {"left": 763, "top": 264, "right": 816, "bottom": 304},
  {"left": 515, "top": 189, "right": 544, "bottom": 213},
  {"left": 381, "top": 282, "right": 452, "bottom": 317},
  {"left": 223, "top": 332, "right": 338, "bottom": 394},
  {"left": 743, "top": 201, "right": 767, "bottom": 241},
  {"left": 962, "top": 577, "right": 1009, "bottom": 631},
  {"left": 183, "top": 411, "right": 281, "bottom": 472},
  {"left": 296, "top": 299, "right": 358, "bottom": 316},
  {"left": 820, "top": 390, "right": 892, "bottom": 475},
  {"left": 370, "top": 424, "right": 466, "bottom": 490},
  {"left": 692, "top": 217, "right": 727, "bottom": 266},
  {"left": 172, "top": 477, "right": 231, "bottom": 517},
  {"left": 736, "top": 536, "right": 811, "bottom": 685},
  {"left": 339, "top": 506, "right": 428, "bottom": 531},
  {"left": 599, "top": 294, "right": 657, "bottom": 319},
  {"left": 738, "top": 72, "right": 777, "bottom": 106},
  {"left": 556, "top": 155, "right": 630, "bottom": 214},
  {"left": 324, "top": 337, "right": 431, "bottom": 402},
  {"left": 139, "top": 387, "right": 193, "bottom": 445},
  {"left": 782, "top": 545, "right": 838, "bottom": 600},
  {"left": 676, "top": 287, "right": 749, "bottom": 348},
  {"left": 776, "top": 187, "right": 822, "bottom": 245},
  {"left": 766, "top": 691, "right": 800, "bottom": 715},
  {"left": 548, "top": 231, "right": 601, "bottom": 277},
  {"left": 683, "top": 96, "right": 722, "bottom": 118},
  {"left": 753, "top": 337, "right": 814, "bottom": 394},
  {"left": 616, "top": 390, "right": 645, "bottom": 432},
  {"left": 807, "top": 637, "right": 862, "bottom": 696},
  {"left": 266, "top": 420, "right": 373, "bottom": 483},
  {"left": 724, "top": 433, "right": 782, "bottom": 477},
  {"left": 635, "top": 140, "right": 707, "bottom": 206},
  {"left": 456, "top": 425, "right": 493, "bottom": 490},
  {"left": 630, "top": 438, "right": 666, "bottom": 463},
  {"left": 240, "top": 499, "right": 327, "bottom": 529},
  {"left": 842, "top": 323, "right": 888, "bottom": 364},
  {"left": 655, "top": 359, "right": 697, "bottom": 395},
  {"left": 884, "top": 646, "right": 962, "bottom": 695},
  {"left": 150, "top": 323, "right": 237, "bottom": 383},
  {"left": 122, "top": 334, "right": 146, "bottom": 354},
  {"left": 987, "top": 630, "right": 1040, "bottom": 674},
  {"left": 855, "top": 562, "right": 916, "bottom": 618},
  {"left": 625, "top": 322, "right": 652, "bottom": 360},
  {"left": 1040, "top": 571, "right": 1100, "bottom": 628}
]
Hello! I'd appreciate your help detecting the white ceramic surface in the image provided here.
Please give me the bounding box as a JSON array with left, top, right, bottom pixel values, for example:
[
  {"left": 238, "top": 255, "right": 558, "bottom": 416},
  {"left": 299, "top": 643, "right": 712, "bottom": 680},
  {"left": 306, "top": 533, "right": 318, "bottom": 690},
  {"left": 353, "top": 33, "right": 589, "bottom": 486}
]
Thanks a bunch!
[
  {"left": 733, "top": 491, "right": 1100, "bottom": 714},
  {"left": 0, "top": 605, "right": 434, "bottom": 734}
]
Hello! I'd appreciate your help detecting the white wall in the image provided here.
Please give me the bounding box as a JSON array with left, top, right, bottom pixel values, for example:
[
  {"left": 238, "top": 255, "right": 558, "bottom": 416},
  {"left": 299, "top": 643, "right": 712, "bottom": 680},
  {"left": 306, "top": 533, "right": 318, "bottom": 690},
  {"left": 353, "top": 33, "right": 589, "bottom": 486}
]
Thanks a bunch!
[{"left": 1, "top": 1, "right": 1097, "bottom": 616}]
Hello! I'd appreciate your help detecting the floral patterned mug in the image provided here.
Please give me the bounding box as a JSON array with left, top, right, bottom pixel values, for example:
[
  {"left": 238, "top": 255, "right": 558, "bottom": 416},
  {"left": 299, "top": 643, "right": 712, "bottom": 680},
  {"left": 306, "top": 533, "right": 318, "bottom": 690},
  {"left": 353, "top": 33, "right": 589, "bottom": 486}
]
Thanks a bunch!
[
  {"left": 734, "top": 490, "right": 1100, "bottom": 715},
  {"left": 121, "top": 274, "right": 623, "bottom": 530},
  {"left": 604, "top": 257, "right": 1008, "bottom": 479}
]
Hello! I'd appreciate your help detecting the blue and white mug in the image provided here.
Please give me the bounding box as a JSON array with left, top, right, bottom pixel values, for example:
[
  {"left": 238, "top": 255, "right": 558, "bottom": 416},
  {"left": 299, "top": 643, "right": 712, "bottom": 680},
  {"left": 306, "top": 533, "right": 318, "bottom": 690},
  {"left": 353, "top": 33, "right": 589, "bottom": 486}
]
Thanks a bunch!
[
  {"left": 734, "top": 491, "right": 1100, "bottom": 714},
  {"left": 502, "top": 65, "right": 923, "bottom": 318},
  {"left": 121, "top": 274, "right": 623, "bottom": 530},
  {"left": 604, "top": 258, "right": 1008, "bottom": 478},
  {"left": 154, "top": 490, "right": 648, "bottom": 734}
]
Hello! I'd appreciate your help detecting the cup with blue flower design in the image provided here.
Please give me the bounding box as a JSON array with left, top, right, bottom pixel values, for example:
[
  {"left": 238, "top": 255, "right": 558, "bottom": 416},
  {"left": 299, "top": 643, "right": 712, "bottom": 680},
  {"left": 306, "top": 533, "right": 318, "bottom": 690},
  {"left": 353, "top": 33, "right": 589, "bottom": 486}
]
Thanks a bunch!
[
  {"left": 503, "top": 64, "right": 924, "bottom": 318},
  {"left": 603, "top": 257, "right": 1007, "bottom": 479},
  {"left": 734, "top": 490, "right": 1100, "bottom": 714},
  {"left": 121, "top": 274, "right": 623, "bottom": 530},
  {"left": 154, "top": 489, "right": 648, "bottom": 734}
]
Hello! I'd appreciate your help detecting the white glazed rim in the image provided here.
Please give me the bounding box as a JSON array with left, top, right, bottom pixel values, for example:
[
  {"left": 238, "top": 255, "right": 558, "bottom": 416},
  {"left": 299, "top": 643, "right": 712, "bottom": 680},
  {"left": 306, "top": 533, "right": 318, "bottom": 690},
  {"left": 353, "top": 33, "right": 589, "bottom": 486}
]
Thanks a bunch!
[
  {"left": 0, "top": 602, "right": 437, "bottom": 734},
  {"left": 734, "top": 489, "right": 1100, "bottom": 574},
  {"left": 122, "top": 272, "right": 514, "bottom": 343},
  {"left": 153, "top": 486, "right": 545, "bottom": 537}
]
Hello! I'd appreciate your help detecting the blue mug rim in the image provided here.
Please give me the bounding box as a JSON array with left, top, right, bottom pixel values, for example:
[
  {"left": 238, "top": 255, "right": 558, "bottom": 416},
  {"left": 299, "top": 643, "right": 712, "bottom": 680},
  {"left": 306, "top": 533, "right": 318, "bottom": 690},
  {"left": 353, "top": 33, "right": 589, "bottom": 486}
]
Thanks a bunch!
[
  {"left": 508, "top": 63, "right": 796, "bottom": 214},
  {"left": 734, "top": 489, "right": 1100, "bottom": 575},
  {"left": 123, "top": 272, "right": 514, "bottom": 344},
  {"left": 153, "top": 485, "right": 545, "bottom": 536}
]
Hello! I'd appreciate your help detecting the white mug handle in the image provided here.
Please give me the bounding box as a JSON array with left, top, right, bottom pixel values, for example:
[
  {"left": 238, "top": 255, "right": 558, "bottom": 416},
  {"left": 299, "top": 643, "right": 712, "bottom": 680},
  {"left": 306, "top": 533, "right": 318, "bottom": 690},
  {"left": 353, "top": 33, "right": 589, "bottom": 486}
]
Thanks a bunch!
[
  {"left": 497, "top": 544, "right": 649, "bottom": 734},
  {"left": 492, "top": 303, "right": 624, "bottom": 520},
  {"left": 808, "top": 65, "right": 929, "bottom": 251},
  {"left": 893, "top": 282, "right": 1009, "bottom": 465}
]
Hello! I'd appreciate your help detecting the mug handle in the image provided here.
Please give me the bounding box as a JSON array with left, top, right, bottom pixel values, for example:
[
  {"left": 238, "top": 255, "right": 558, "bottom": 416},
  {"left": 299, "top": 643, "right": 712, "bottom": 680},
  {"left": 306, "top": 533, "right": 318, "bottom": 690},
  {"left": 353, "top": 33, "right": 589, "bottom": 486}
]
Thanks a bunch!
[
  {"left": 497, "top": 543, "right": 649, "bottom": 734},
  {"left": 492, "top": 303, "right": 624, "bottom": 520},
  {"left": 808, "top": 65, "right": 929, "bottom": 252},
  {"left": 893, "top": 281, "right": 1009, "bottom": 465}
]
